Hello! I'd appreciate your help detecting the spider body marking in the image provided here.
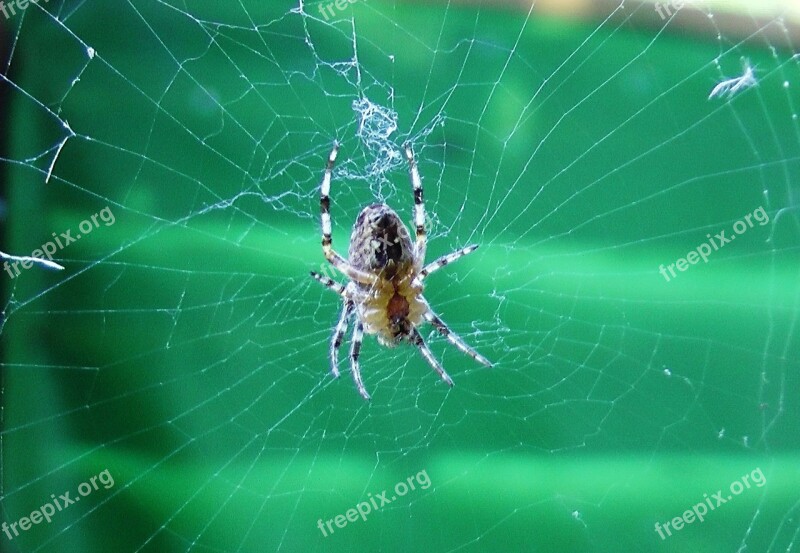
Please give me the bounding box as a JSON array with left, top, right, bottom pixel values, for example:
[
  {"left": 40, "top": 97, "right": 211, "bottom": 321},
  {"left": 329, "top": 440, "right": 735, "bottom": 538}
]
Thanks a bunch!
[{"left": 311, "top": 142, "right": 492, "bottom": 400}]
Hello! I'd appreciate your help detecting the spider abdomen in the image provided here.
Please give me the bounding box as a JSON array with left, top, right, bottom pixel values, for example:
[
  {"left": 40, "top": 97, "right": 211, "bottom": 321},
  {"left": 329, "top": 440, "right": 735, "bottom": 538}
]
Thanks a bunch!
[{"left": 349, "top": 203, "right": 414, "bottom": 278}]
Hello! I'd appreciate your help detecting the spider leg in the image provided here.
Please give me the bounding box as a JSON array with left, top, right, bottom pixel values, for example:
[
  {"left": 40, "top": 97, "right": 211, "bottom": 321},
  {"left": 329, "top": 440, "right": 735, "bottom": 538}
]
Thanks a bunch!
[
  {"left": 328, "top": 299, "right": 354, "bottom": 378},
  {"left": 404, "top": 143, "right": 427, "bottom": 266},
  {"left": 320, "top": 142, "right": 378, "bottom": 286},
  {"left": 424, "top": 311, "right": 492, "bottom": 367},
  {"left": 410, "top": 326, "right": 454, "bottom": 387},
  {"left": 310, "top": 271, "right": 347, "bottom": 297},
  {"left": 349, "top": 321, "right": 371, "bottom": 400},
  {"left": 417, "top": 244, "right": 479, "bottom": 281}
]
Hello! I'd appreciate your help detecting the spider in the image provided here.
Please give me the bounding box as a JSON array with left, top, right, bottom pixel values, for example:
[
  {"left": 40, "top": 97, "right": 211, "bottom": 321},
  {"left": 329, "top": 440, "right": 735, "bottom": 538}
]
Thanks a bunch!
[{"left": 310, "top": 142, "right": 492, "bottom": 400}]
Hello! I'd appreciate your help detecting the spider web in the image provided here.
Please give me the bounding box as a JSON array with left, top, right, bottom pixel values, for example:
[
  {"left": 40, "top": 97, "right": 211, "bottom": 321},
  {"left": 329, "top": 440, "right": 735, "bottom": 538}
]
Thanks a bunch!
[{"left": 1, "top": 0, "right": 799, "bottom": 551}]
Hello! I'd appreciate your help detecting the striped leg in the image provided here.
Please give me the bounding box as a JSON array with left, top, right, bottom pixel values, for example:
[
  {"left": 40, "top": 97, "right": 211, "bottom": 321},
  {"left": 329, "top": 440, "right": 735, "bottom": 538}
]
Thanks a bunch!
[
  {"left": 410, "top": 327, "right": 454, "bottom": 387},
  {"left": 404, "top": 143, "right": 427, "bottom": 266},
  {"left": 424, "top": 311, "right": 492, "bottom": 367},
  {"left": 321, "top": 143, "right": 377, "bottom": 286},
  {"left": 329, "top": 299, "right": 354, "bottom": 378},
  {"left": 349, "top": 322, "right": 370, "bottom": 400},
  {"left": 418, "top": 244, "right": 479, "bottom": 281},
  {"left": 310, "top": 271, "right": 346, "bottom": 297}
]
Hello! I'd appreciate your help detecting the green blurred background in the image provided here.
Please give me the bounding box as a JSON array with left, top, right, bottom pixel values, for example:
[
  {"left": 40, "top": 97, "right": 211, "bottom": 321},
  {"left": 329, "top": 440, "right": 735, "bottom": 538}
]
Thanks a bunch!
[{"left": 1, "top": 1, "right": 799, "bottom": 552}]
